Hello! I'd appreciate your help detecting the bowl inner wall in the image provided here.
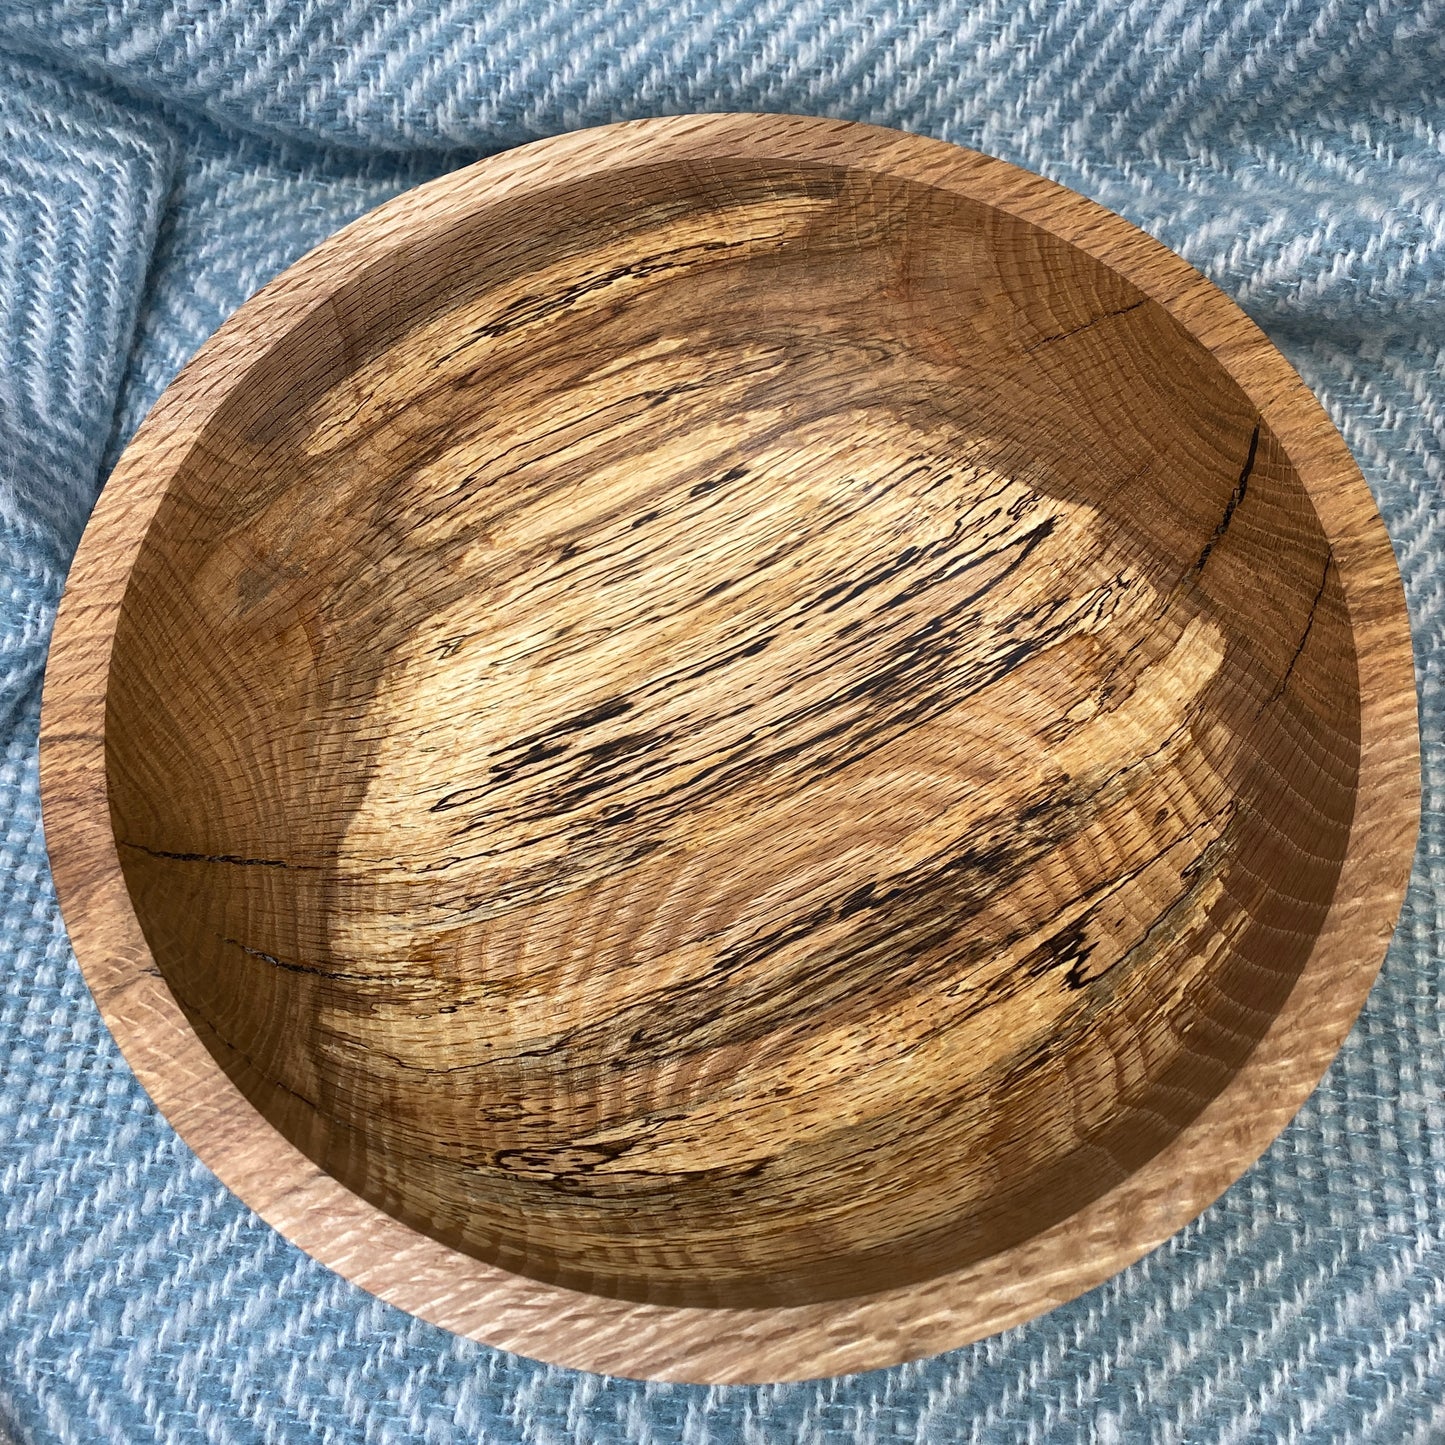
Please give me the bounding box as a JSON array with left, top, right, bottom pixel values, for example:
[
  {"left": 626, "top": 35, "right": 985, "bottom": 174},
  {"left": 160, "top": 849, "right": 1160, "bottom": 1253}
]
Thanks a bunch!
[{"left": 106, "top": 160, "right": 1360, "bottom": 1308}]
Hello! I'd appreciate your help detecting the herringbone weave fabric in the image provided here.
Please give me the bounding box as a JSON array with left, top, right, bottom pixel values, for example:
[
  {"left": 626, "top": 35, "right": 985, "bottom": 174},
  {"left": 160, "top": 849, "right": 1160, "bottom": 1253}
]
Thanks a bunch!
[{"left": 0, "top": 3, "right": 1441, "bottom": 1441}]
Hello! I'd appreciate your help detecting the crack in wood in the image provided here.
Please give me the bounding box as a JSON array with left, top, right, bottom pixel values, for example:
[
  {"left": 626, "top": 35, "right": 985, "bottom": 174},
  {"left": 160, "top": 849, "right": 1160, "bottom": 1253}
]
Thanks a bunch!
[{"left": 118, "top": 840, "right": 321, "bottom": 870}]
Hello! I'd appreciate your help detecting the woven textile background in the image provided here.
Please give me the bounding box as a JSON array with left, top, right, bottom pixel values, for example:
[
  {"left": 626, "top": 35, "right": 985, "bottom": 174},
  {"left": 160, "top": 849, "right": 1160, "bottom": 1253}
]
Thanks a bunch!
[{"left": 0, "top": 2, "right": 1441, "bottom": 1440}]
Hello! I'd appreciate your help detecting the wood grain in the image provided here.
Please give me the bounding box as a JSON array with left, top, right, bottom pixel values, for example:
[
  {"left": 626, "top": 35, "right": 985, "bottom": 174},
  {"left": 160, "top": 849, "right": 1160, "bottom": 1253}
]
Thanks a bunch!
[{"left": 39, "top": 114, "right": 1419, "bottom": 1380}]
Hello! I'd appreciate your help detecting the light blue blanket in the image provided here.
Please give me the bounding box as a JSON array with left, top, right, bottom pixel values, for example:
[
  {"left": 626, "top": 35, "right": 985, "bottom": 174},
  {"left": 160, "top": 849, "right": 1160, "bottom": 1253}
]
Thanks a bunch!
[{"left": 0, "top": 3, "right": 1441, "bottom": 1440}]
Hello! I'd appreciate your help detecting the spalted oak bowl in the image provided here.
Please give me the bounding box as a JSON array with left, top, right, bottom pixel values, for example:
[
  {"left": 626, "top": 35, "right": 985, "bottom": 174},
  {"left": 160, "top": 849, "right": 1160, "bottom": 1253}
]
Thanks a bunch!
[{"left": 41, "top": 116, "right": 1419, "bottom": 1383}]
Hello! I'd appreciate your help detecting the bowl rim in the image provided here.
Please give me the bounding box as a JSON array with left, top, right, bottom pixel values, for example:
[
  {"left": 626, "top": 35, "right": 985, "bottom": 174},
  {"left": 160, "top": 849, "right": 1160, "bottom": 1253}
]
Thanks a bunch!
[{"left": 39, "top": 112, "right": 1421, "bottom": 1384}]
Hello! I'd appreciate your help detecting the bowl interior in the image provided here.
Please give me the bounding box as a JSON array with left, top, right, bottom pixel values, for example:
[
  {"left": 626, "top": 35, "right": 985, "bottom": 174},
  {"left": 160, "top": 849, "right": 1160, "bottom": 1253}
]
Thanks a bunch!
[{"left": 105, "top": 156, "right": 1359, "bottom": 1309}]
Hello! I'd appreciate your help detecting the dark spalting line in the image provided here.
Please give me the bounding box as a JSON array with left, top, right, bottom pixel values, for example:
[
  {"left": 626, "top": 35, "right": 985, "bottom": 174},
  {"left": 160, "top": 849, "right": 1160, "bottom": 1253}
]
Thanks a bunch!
[
  {"left": 657, "top": 786, "right": 1225, "bottom": 1069},
  {"left": 689, "top": 464, "right": 749, "bottom": 498},
  {"left": 1023, "top": 920, "right": 1094, "bottom": 986},
  {"left": 408, "top": 713, "right": 1238, "bottom": 1139},
  {"left": 432, "top": 236, "right": 763, "bottom": 361},
  {"left": 401, "top": 369, "right": 728, "bottom": 518},
  {"left": 353, "top": 347, "right": 869, "bottom": 625},
  {"left": 665, "top": 610, "right": 783, "bottom": 666},
  {"left": 1194, "top": 423, "right": 1260, "bottom": 573},
  {"left": 1100, "top": 828, "right": 1239, "bottom": 983},
  {"left": 348, "top": 346, "right": 792, "bottom": 564},
  {"left": 460, "top": 322, "right": 907, "bottom": 537},
  {"left": 446, "top": 514, "right": 1062, "bottom": 854},
  {"left": 492, "top": 1148, "right": 771, "bottom": 1189},
  {"left": 598, "top": 455, "right": 993, "bottom": 668},
  {"left": 1001, "top": 573, "right": 1133, "bottom": 648},
  {"left": 382, "top": 455, "right": 1034, "bottom": 872},
  {"left": 437, "top": 591, "right": 1094, "bottom": 925},
  {"left": 815, "top": 498, "right": 1011, "bottom": 620},
  {"left": 438, "top": 743, "right": 1232, "bottom": 1084},
  {"left": 418, "top": 319, "right": 805, "bottom": 490},
  {"left": 372, "top": 339, "right": 992, "bottom": 655},
  {"left": 118, "top": 840, "right": 320, "bottom": 870},
  {"left": 1023, "top": 824, "right": 1237, "bottom": 991},
  {"left": 409, "top": 565, "right": 1134, "bottom": 924},
  {"left": 431, "top": 696, "right": 637, "bottom": 808},
  {"left": 553, "top": 581, "right": 1093, "bottom": 876}
]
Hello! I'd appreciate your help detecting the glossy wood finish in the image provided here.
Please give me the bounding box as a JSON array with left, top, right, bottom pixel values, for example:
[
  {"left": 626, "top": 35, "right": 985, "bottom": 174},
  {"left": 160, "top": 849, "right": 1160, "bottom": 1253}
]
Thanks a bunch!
[{"left": 40, "top": 115, "right": 1419, "bottom": 1381}]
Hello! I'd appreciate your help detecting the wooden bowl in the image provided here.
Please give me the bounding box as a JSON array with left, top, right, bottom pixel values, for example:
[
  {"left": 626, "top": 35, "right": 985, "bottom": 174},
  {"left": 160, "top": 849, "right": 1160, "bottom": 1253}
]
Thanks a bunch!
[{"left": 41, "top": 115, "right": 1419, "bottom": 1383}]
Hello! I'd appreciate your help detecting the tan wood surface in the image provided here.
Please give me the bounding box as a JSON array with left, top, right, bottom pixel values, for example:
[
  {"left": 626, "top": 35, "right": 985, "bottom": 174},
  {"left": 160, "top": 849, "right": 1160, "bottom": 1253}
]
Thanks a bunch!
[{"left": 39, "top": 114, "right": 1419, "bottom": 1382}]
